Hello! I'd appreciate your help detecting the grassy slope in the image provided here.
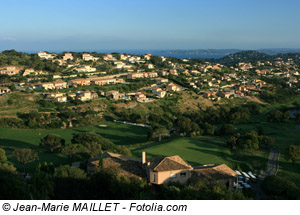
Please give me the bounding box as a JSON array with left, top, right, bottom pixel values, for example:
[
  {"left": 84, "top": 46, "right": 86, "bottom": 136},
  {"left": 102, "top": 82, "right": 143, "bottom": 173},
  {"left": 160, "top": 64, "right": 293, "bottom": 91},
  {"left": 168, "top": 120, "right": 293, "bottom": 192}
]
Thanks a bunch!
[
  {"left": 0, "top": 121, "right": 148, "bottom": 172},
  {"left": 132, "top": 136, "right": 268, "bottom": 174}
]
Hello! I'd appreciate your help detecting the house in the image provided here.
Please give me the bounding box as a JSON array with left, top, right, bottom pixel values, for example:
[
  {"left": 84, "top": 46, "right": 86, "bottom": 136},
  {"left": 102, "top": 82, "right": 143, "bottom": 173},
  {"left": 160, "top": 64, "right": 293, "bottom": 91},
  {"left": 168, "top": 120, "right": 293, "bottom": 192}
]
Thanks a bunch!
[
  {"left": 212, "top": 65, "right": 221, "bottom": 71},
  {"left": 52, "top": 59, "right": 65, "bottom": 66},
  {"left": 234, "top": 90, "right": 245, "bottom": 97},
  {"left": 148, "top": 72, "right": 158, "bottom": 78},
  {"left": 38, "top": 51, "right": 56, "bottom": 60},
  {"left": 113, "top": 61, "right": 126, "bottom": 69},
  {"left": 144, "top": 53, "right": 152, "bottom": 60},
  {"left": 53, "top": 80, "right": 68, "bottom": 89},
  {"left": 135, "top": 92, "right": 146, "bottom": 100},
  {"left": 103, "top": 54, "right": 116, "bottom": 61},
  {"left": 156, "top": 78, "right": 169, "bottom": 85},
  {"left": 203, "top": 91, "right": 217, "bottom": 98},
  {"left": 23, "top": 68, "right": 35, "bottom": 76},
  {"left": 87, "top": 151, "right": 238, "bottom": 189},
  {"left": 75, "top": 65, "right": 96, "bottom": 73},
  {"left": 220, "top": 92, "right": 231, "bottom": 99},
  {"left": 40, "top": 82, "right": 55, "bottom": 90},
  {"left": 169, "top": 69, "right": 178, "bottom": 76},
  {"left": 0, "top": 66, "right": 21, "bottom": 76},
  {"left": 76, "top": 91, "right": 98, "bottom": 101},
  {"left": 0, "top": 87, "right": 10, "bottom": 95},
  {"left": 87, "top": 152, "right": 146, "bottom": 179},
  {"left": 106, "top": 90, "right": 120, "bottom": 100},
  {"left": 45, "top": 92, "right": 64, "bottom": 99},
  {"left": 127, "top": 72, "right": 145, "bottom": 79},
  {"left": 157, "top": 70, "right": 168, "bottom": 76},
  {"left": 152, "top": 88, "right": 166, "bottom": 98},
  {"left": 166, "top": 83, "right": 180, "bottom": 92},
  {"left": 68, "top": 92, "right": 77, "bottom": 99},
  {"left": 144, "top": 64, "right": 154, "bottom": 69},
  {"left": 91, "top": 78, "right": 117, "bottom": 86},
  {"left": 193, "top": 164, "right": 237, "bottom": 190},
  {"left": 190, "top": 70, "right": 201, "bottom": 76},
  {"left": 82, "top": 53, "right": 99, "bottom": 61},
  {"left": 55, "top": 96, "right": 67, "bottom": 103},
  {"left": 62, "top": 53, "right": 73, "bottom": 61},
  {"left": 142, "top": 152, "right": 193, "bottom": 185},
  {"left": 68, "top": 78, "right": 91, "bottom": 87}
]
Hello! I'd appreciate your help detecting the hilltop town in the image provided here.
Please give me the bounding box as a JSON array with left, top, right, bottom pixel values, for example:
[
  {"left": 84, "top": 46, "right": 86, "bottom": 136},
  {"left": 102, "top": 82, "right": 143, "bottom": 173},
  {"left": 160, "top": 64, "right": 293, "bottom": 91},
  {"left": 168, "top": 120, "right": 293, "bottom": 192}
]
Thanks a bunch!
[
  {"left": 1, "top": 50, "right": 299, "bottom": 104},
  {"left": 0, "top": 50, "right": 300, "bottom": 200}
]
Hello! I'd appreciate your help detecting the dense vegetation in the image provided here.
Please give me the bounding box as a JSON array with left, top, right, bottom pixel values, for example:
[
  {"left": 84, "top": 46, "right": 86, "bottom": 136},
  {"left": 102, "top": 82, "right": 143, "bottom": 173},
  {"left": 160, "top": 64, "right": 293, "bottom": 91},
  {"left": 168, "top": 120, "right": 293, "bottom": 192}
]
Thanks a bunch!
[{"left": 0, "top": 165, "right": 251, "bottom": 200}]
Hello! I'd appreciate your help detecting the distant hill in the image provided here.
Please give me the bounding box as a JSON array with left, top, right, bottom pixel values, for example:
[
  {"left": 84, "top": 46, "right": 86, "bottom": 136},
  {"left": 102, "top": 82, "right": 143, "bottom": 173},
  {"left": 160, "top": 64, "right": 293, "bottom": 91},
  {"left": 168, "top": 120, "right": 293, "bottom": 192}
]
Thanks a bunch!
[
  {"left": 215, "top": 51, "right": 271, "bottom": 65},
  {"left": 258, "top": 48, "right": 300, "bottom": 55},
  {"left": 160, "top": 48, "right": 300, "bottom": 55},
  {"left": 213, "top": 51, "right": 300, "bottom": 66},
  {"left": 159, "top": 49, "right": 241, "bottom": 56}
]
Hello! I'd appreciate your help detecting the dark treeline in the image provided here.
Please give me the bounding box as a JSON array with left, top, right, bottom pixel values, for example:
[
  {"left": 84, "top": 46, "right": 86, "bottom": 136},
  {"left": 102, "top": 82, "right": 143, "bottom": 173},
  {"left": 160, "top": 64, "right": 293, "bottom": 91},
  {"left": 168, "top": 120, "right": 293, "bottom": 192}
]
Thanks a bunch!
[{"left": 0, "top": 165, "right": 251, "bottom": 200}]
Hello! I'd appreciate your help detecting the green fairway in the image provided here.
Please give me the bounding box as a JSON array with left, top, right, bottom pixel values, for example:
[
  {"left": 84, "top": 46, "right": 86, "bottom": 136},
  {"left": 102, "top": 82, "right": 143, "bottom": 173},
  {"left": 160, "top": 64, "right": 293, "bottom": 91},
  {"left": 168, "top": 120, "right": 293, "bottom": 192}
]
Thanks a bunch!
[
  {"left": 0, "top": 121, "right": 149, "bottom": 172},
  {"left": 237, "top": 121, "right": 300, "bottom": 185},
  {"left": 0, "top": 121, "right": 148, "bottom": 147},
  {"left": 132, "top": 136, "right": 269, "bottom": 173}
]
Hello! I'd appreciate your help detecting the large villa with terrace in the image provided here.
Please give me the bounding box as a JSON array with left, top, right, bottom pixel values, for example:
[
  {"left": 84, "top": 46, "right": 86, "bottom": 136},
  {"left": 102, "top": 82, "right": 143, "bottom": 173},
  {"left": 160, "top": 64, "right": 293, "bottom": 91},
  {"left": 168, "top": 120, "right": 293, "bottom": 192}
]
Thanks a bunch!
[{"left": 87, "top": 151, "right": 238, "bottom": 189}]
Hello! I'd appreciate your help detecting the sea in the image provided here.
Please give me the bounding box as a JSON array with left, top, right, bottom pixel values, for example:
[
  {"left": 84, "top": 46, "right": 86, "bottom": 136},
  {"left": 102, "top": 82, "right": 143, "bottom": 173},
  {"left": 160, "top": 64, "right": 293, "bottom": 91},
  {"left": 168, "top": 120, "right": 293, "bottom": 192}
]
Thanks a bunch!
[
  {"left": 97, "top": 50, "right": 226, "bottom": 59},
  {"left": 28, "top": 49, "right": 226, "bottom": 59}
]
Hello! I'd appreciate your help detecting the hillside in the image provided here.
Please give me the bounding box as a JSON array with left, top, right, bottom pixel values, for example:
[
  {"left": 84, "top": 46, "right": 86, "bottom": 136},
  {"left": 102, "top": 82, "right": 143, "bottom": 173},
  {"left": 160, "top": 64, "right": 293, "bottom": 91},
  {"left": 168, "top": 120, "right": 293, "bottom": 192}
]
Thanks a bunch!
[{"left": 216, "top": 51, "right": 271, "bottom": 65}]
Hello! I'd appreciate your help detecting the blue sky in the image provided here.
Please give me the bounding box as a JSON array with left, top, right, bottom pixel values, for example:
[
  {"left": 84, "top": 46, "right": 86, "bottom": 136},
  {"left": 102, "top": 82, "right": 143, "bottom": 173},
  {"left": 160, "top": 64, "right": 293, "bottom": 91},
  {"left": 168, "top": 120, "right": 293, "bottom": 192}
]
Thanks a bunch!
[{"left": 0, "top": 0, "right": 300, "bottom": 51}]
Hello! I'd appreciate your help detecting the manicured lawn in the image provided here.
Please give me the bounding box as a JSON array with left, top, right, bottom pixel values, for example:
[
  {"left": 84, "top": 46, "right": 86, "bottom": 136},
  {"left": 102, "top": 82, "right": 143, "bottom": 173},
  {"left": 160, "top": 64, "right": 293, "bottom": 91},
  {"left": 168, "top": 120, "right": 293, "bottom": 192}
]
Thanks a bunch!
[
  {"left": 132, "top": 136, "right": 269, "bottom": 174},
  {"left": 0, "top": 121, "right": 149, "bottom": 172},
  {"left": 0, "top": 121, "right": 148, "bottom": 147}
]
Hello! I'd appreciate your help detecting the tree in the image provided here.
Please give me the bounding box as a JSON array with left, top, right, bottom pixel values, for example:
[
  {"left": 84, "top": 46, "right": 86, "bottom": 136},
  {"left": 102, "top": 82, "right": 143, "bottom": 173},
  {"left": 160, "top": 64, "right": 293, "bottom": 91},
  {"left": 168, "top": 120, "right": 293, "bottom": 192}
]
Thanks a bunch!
[
  {"left": 259, "top": 136, "right": 275, "bottom": 148},
  {"left": 113, "top": 146, "right": 131, "bottom": 156},
  {"left": 40, "top": 134, "right": 65, "bottom": 152},
  {"left": 0, "top": 168, "right": 27, "bottom": 199},
  {"left": 10, "top": 83, "right": 16, "bottom": 91},
  {"left": 71, "top": 132, "right": 114, "bottom": 150},
  {"left": 13, "top": 148, "right": 38, "bottom": 172},
  {"left": 262, "top": 175, "right": 300, "bottom": 199},
  {"left": 203, "top": 123, "right": 216, "bottom": 135},
  {"left": 0, "top": 163, "right": 16, "bottom": 172},
  {"left": 151, "top": 127, "right": 170, "bottom": 142},
  {"left": 227, "top": 135, "right": 238, "bottom": 149},
  {"left": 178, "top": 117, "right": 192, "bottom": 136},
  {"left": 284, "top": 145, "right": 300, "bottom": 164},
  {"left": 85, "top": 142, "right": 102, "bottom": 158},
  {"left": 37, "top": 162, "right": 55, "bottom": 175},
  {"left": 54, "top": 165, "right": 87, "bottom": 180},
  {"left": 28, "top": 172, "right": 54, "bottom": 199},
  {"left": 0, "top": 148, "right": 7, "bottom": 162},
  {"left": 7, "top": 98, "right": 13, "bottom": 105},
  {"left": 98, "top": 152, "right": 104, "bottom": 169},
  {"left": 219, "top": 124, "right": 235, "bottom": 135},
  {"left": 61, "top": 144, "right": 87, "bottom": 164}
]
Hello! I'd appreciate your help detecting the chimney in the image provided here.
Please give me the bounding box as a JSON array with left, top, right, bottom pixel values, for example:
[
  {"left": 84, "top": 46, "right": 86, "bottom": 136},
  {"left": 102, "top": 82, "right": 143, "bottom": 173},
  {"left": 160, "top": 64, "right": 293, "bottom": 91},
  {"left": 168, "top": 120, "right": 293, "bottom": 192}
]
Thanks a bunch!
[{"left": 142, "top": 151, "right": 146, "bottom": 165}]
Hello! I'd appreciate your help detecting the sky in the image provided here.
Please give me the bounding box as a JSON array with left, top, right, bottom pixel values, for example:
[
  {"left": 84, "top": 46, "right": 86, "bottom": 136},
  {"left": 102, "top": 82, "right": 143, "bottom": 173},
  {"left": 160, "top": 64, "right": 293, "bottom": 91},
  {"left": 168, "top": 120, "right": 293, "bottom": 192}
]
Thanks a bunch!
[{"left": 0, "top": 0, "right": 300, "bottom": 52}]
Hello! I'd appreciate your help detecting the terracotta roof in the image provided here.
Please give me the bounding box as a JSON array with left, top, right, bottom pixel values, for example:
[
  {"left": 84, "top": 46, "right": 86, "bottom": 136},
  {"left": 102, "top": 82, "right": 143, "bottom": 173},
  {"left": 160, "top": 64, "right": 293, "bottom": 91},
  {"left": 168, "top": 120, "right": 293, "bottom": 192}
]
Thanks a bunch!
[
  {"left": 102, "top": 152, "right": 140, "bottom": 162},
  {"left": 148, "top": 155, "right": 192, "bottom": 172},
  {"left": 193, "top": 164, "right": 237, "bottom": 180},
  {"left": 88, "top": 152, "right": 145, "bottom": 179}
]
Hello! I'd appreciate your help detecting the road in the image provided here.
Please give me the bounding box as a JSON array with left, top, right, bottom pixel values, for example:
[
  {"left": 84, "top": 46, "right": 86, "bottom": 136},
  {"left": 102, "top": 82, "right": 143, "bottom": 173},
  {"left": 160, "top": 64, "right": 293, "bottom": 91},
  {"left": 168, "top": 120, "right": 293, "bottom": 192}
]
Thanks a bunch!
[{"left": 251, "top": 148, "right": 280, "bottom": 199}]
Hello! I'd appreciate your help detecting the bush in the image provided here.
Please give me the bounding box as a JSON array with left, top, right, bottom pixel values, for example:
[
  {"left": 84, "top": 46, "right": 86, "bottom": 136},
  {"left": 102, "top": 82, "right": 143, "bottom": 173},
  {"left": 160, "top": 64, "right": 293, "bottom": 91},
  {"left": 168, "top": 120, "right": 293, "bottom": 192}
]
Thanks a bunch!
[
  {"left": 219, "top": 124, "right": 235, "bottom": 135},
  {"left": 262, "top": 175, "right": 300, "bottom": 199}
]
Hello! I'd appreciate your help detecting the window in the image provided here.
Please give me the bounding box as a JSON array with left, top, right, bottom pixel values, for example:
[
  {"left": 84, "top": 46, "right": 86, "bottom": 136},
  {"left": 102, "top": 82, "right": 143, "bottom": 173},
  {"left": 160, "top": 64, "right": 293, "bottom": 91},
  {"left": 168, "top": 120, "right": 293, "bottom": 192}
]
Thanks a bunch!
[
  {"left": 170, "top": 173, "right": 177, "bottom": 178},
  {"left": 180, "top": 172, "right": 187, "bottom": 177},
  {"left": 153, "top": 174, "right": 156, "bottom": 182}
]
